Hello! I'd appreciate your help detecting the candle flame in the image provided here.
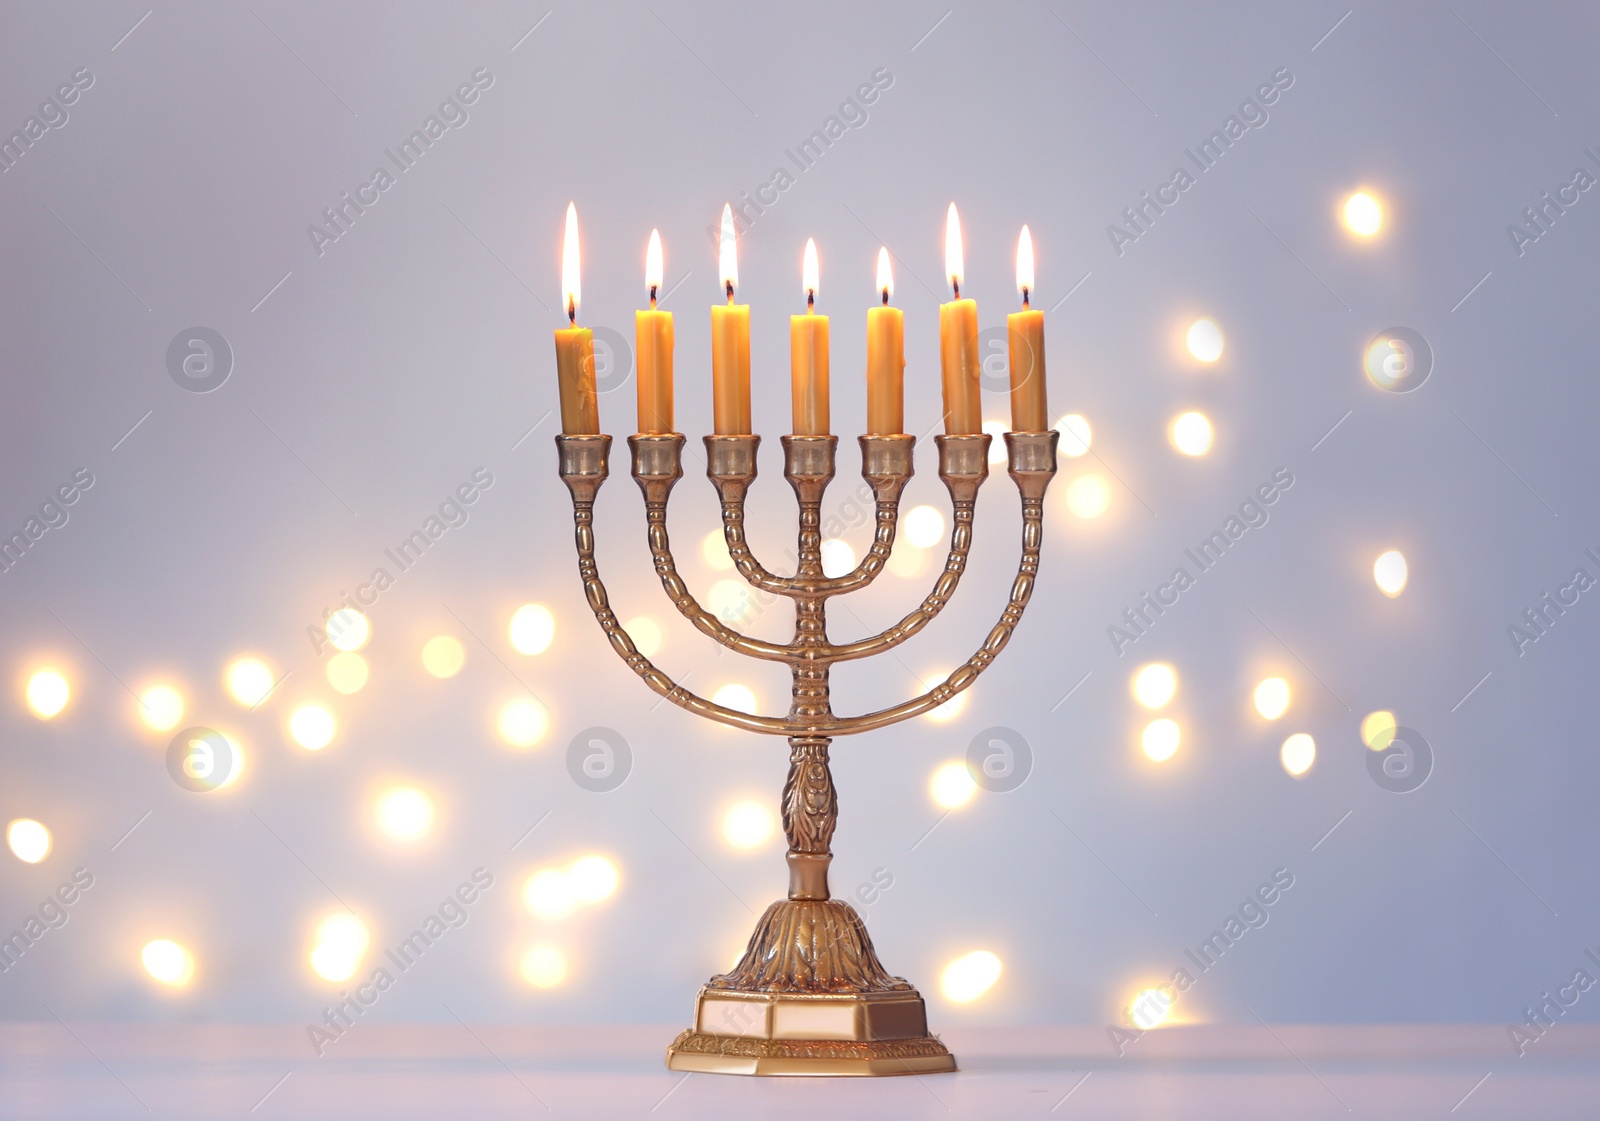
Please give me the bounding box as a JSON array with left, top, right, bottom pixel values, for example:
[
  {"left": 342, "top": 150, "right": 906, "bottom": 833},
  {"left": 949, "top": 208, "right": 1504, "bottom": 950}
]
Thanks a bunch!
[
  {"left": 562, "top": 202, "right": 580, "bottom": 321},
  {"left": 646, "top": 228, "right": 663, "bottom": 296},
  {"left": 877, "top": 247, "right": 893, "bottom": 302},
  {"left": 1016, "top": 224, "right": 1034, "bottom": 304},
  {"left": 802, "top": 237, "right": 819, "bottom": 304},
  {"left": 719, "top": 203, "right": 738, "bottom": 297},
  {"left": 945, "top": 203, "right": 963, "bottom": 296}
]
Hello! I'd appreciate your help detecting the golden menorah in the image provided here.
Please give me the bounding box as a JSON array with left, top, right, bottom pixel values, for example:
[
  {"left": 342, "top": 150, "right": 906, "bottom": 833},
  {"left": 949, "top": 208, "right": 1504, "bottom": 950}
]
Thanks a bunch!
[{"left": 556, "top": 422, "right": 1058, "bottom": 1076}]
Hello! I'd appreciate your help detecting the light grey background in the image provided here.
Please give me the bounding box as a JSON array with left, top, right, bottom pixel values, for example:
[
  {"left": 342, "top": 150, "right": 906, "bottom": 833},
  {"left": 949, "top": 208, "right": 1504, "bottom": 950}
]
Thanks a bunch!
[{"left": 1, "top": 0, "right": 1596, "bottom": 1040}]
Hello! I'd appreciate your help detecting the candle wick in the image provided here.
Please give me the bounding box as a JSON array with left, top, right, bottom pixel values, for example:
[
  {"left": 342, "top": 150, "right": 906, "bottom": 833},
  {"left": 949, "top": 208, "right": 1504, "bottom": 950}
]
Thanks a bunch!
[
  {"left": 1022, "top": 287, "right": 1030, "bottom": 309},
  {"left": 807, "top": 290, "right": 814, "bottom": 311},
  {"left": 649, "top": 285, "right": 658, "bottom": 309},
  {"left": 725, "top": 280, "right": 735, "bottom": 302},
  {"left": 567, "top": 297, "right": 576, "bottom": 325},
  {"left": 881, "top": 288, "right": 889, "bottom": 306},
  {"left": 952, "top": 279, "right": 960, "bottom": 300}
]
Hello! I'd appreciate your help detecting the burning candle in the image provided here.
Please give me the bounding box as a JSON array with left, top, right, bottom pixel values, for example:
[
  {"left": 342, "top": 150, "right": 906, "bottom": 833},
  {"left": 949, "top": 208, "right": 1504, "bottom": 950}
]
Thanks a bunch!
[
  {"left": 636, "top": 229, "right": 675, "bottom": 434},
  {"left": 866, "top": 247, "right": 904, "bottom": 435},
  {"left": 938, "top": 203, "right": 981, "bottom": 434},
  {"left": 554, "top": 202, "right": 598, "bottom": 434},
  {"left": 1007, "top": 225, "right": 1048, "bottom": 432},
  {"left": 710, "top": 205, "right": 751, "bottom": 435},
  {"left": 790, "top": 237, "right": 829, "bottom": 435}
]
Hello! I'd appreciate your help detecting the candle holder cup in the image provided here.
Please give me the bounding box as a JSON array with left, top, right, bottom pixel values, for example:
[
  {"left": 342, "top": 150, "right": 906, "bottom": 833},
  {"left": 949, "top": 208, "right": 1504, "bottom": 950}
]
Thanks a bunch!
[{"left": 556, "top": 422, "right": 1058, "bottom": 1076}]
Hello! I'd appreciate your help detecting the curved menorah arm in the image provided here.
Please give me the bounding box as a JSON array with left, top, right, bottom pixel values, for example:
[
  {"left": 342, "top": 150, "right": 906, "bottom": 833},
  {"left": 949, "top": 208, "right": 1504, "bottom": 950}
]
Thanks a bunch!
[
  {"left": 630, "top": 435, "right": 790, "bottom": 663},
  {"left": 816, "top": 431, "right": 1059, "bottom": 735},
  {"left": 809, "top": 435, "right": 914, "bottom": 596},
  {"left": 559, "top": 434, "right": 796, "bottom": 736}
]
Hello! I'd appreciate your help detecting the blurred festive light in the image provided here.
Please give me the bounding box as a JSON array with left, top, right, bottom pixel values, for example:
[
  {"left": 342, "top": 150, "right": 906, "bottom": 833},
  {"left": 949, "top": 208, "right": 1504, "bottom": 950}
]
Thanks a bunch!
[
  {"left": 568, "top": 855, "right": 620, "bottom": 904},
  {"left": 1055, "top": 413, "right": 1092, "bottom": 457},
  {"left": 7, "top": 818, "right": 51, "bottom": 864},
  {"left": 326, "top": 652, "right": 369, "bottom": 694},
  {"left": 707, "top": 579, "right": 754, "bottom": 624},
  {"left": 141, "top": 939, "right": 195, "bottom": 987},
  {"left": 820, "top": 538, "right": 857, "bottom": 577},
  {"left": 1141, "top": 718, "right": 1181, "bottom": 762},
  {"left": 25, "top": 669, "right": 70, "bottom": 719},
  {"left": 940, "top": 950, "right": 1002, "bottom": 1003},
  {"left": 722, "top": 800, "right": 777, "bottom": 850},
  {"left": 1374, "top": 550, "right": 1408, "bottom": 597},
  {"left": 1342, "top": 191, "right": 1384, "bottom": 238},
  {"left": 421, "top": 635, "right": 466, "bottom": 678},
  {"left": 1254, "top": 677, "right": 1291, "bottom": 720},
  {"left": 225, "top": 657, "right": 275, "bottom": 708},
  {"left": 1361, "top": 710, "right": 1397, "bottom": 752},
  {"left": 288, "top": 704, "right": 336, "bottom": 751},
  {"left": 930, "top": 760, "right": 978, "bottom": 810},
  {"left": 1064, "top": 474, "right": 1112, "bottom": 519},
  {"left": 1170, "top": 411, "right": 1214, "bottom": 456},
  {"left": 310, "top": 914, "right": 369, "bottom": 982},
  {"left": 524, "top": 868, "right": 577, "bottom": 919},
  {"left": 509, "top": 604, "right": 556, "bottom": 655},
  {"left": 375, "top": 787, "right": 433, "bottom": 843},
  {"left": 325, "top": 608, "right": 370, "bottom": 652},
  {"left": 520, "top": 945, "right": 568, "bottom": 988},
  {"left": 497, "top": 697, "right": 550, "bottom": 748},
  {"left": 713, "top": 683, "right": 757, "bottom": 714},
  {"left": 622, "top": 616, "right": 664, "bottom": 658},
  {"left": 904, "top": 505, "right": 946, "bottom": 549},
  {"left": 701, "top": 529, "right": 736, "bottom": 571},
  {"left": 887, "top": 542, "right": 929, "bottom": 579},
  {"left": 138, "top": 684, "right": 185, "bottom": 732},
  {"left": 1131, "top": 663, "right": 1177, "bottom": 709},
  {"left": 1129, "top": 987, "right": 1174, "bottom": 1029},
  {"left": 982, "top": 419, "right": 1009, "bottom": 464},
  {"left": 922, "top": 670, "right": 966, "bottom": 723},
  {"left": 1281, "top": 733, "right": 1316, "bottom": 777},
  {"left": 1186, "top": 317, "right": 1224, "bottom": 363}
]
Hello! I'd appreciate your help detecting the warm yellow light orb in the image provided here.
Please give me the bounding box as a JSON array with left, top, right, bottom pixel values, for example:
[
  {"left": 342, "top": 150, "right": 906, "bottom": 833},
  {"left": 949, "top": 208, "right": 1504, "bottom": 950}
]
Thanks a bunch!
[
  {"left": 930, "top": 760, "right": 978, "bottom": 809},
  {"left": 25, "top": 669, "right": 70, "bottom": 719},
  {"left": 568, "top": 855, "right": 620, "bottom": 904},
  {"left": 509, "top": 604, "right": 556, "bottom": 655},
  {"left": 1055, "top": 413, "right": 1092, "bottom": 457},
  {"left": 520, "top": 945, "right": 568, "bottom": 988},
  {"left": 1361, "top": 710, "right": 1397, "bottom": 752},
  {"left": 707, "top": 579, "right": 755, "bottom": 625},
  {"left": 1131, "top": 663, "right": 1177, "bottom": 709},
  {"left": 288, "top": 704, "right": 336, "bottom": 751},
  {"left": 1064, "top": 474, "right": 1112, "bottom": 519},
  {"left": 7, "top": 818, "right": 51, "bottom": 864},
  {"left": 1141, "top": 718, "right": 1181, "bottom": 762},
  {"left": 326, "top": 652, "right": 369, "bottom": 694},
  {"left": 310, "top": 914, "right": 369, "bottom": 982},
  {"left": 421, "top": 635, "right": 466, "bottom": 678},
  {"left": 138, "top": 684, "right": 185, "bottom": 732},
  {"left": 524, "top": 868, "right": 576, "bottom": 919},
  {"left": 1186, "top": 317, "right": 1224, "bottom": 363},
  {"left": 1281, "top": 733, "right": 1316, "bottom": 777},
  {"left": 622, "top": 616, "right": 663, "bottom": 658},
  {"left": 1374, "top": 550, "right": 1408, "bottom": 597},
  {"left": 141, "top": 939, "right": 195, "bottom": 987},
  {"left": 1130, "top": 987, "right": 1174, "bottom": 1029},
  {"left": 904, "top": 505, "right": 946, "bottom": 549},
  {"left": 225, "top": 657, "right": 275, "bottom": 708},
  {"left": 820, "top": 538, "right": 857, "bottom": 577},
  {"left": 1254, "top": 676, "right": 1291, "bottom": 720},
  {"left": 1342, "top": 191, "right": 1383, "bottom": 238},
  {"left": 497, "top": 697, "right": 550, "bottom": 749},
  {"left": 375, "top": 786, "right": 434, "bottom": 843},
  {"left": 982, "top": 419, "right": 1009, "bottom": 464},
  {"left": 325, "top": 608, "right": 370, "bottom": 652},
  {"left": 922, "top": 671, "right": 966, "bottom": 723},
  {"left": 1170, "top": 411, "right": 1214, "bottom": 456},
  {"left": 722, "top": 800, "right": 777, "bottom": 850},
  {"left": 700, "top": 530, "right": 735, "bottom": 571},
  {"left": 713, "top": 683, "right": 757, "bottom": 714},
  {"left": 940, "top": 950, "right": 1002, "bottom": 1003}
]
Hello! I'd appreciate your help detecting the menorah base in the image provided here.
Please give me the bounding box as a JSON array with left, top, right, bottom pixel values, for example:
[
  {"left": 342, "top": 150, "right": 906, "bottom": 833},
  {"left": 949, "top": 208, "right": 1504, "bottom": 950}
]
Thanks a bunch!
[{"left": 665, "top": 991, "right": 956, "bottom": 1076}]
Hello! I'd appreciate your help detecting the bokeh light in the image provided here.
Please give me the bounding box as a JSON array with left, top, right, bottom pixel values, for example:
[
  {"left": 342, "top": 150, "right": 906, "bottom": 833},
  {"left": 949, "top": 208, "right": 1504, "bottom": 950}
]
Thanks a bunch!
[
  {"left": 1129, "top": 987, "right": 1174, "bottom": 1029},
  {"left": 922, "top": 670, "right": 966, "bottom": 723},
  {"left": 509, "top": 604, "right": 556, "bottom": 655},
  {"left": 1141, "top": 718, "right": 1181, "bottom": 762},
  {"left": 1170, "top": 411, "right": 1214, "bottom": 456},
  {"left": 1281, "top": 733, "right": 1316, "bottom": 777},
  {"left": 520, "top": 946, "right": 568, "bottom": 988},
  {"left": 940, "top": 950, "right": 1002, "bottom": 1003},
  {"left": 497, "top": 697, "right": 550, "bottom": 748},
  {"left": 310, "top": 914, "right": 368, "bottom": 982},
  {"left": 225, "top": 657, "right": 275, "bottom": 708},
  {"left": 375, "top": 786, "right": 434, "bottom": 843},
  {"left": 1055, "top": 413, "right": 1092, "bottom": 457},
  {"left": 930, "top": 760, "right": 978, "bottom": 809},
  {"left": 700, "top": 530, "right": 735, "bottom": 571},
  {"left": 326, "top": 652, "right": 369, "bottom": 694},
  {"left": 904, "top": 505, "right": 946, "bottom": 549},
  {"left": 820, "top": 538, "right": 856, "bottom": 577},
  {"left": 288, "top": 704, "right": 336, "bottom": 751},
  {"left": 7, "top": 818, "right": 51, "bottom": 863},
  {"left": 25, "top": 669, "right": 70, "bottom": 719},
  {"left": 524, "top": 868, "right": 577, "bottom": 919},
  {"left": 325, "top": 608, "right": 370, "bottom": 652},
  {"left": 983, "top": 418, "right": 1009, "bottom": 464},
  {"left": 708, "top": 579, "right": 755, "bottom": 625},
  {"left": 1254, "top": 677, "right": 1291, "bottom": 720},
  {"left": 141, "top": 939, "right": 195, "bottom": 987},
  {"left": 1361, "top": 710, "right": 1397, "bottom": 752},
  {"left": 713, "top": 683, "right": 757, "bottom": 714},
  {"left": 138, "top": 684, "right": 185, "bottom": 732},
  {"left": 568, "top": 855, "right": 620, "bottom": 904},
  {"left": 722, "top": 800, "right": 777, "bottom": 850},
  {"left": 1186, "top": 317, "right": 1224, "bottom": 363},
  {"left": 1374, "top": 550, "right": 1408, "bottom": 597},
  {"left": 1342, "top": 191, "right": 1384, "bottom": 238},
  {"left": 1131, "top": 663, "right": 1177, "bottom": 709},
  {"left": 622, "top": 616, "right": 663, "bottom": 658},
  {"left": 421, "top": 635, "right": 466, "bottom": 678},
  {"left": 1064, "top": 474, "right": 1112, "bottom": 519}
]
